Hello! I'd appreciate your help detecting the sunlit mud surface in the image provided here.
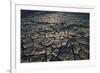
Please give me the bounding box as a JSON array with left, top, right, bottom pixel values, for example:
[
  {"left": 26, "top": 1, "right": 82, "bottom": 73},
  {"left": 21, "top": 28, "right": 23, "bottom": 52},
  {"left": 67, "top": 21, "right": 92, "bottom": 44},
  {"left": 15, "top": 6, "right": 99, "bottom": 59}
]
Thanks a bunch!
[{"left": 21, "top": 10, "right": 89, "bottom": 63}]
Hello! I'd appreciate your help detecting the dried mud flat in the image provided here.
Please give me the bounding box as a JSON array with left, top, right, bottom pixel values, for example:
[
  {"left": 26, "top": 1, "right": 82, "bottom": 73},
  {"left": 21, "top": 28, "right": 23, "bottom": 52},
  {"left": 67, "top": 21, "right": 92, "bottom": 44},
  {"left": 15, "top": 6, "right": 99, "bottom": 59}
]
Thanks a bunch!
[{"left": 21, "top": 10, "right": 89, "bottom": 63}]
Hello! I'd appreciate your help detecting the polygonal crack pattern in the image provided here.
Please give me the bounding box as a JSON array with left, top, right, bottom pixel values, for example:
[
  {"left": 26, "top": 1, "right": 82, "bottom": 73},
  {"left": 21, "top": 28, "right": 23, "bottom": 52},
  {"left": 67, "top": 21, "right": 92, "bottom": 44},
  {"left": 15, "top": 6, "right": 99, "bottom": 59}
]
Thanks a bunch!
[{"left": 21, "top": 10, "right": 90, "bottom": 63}]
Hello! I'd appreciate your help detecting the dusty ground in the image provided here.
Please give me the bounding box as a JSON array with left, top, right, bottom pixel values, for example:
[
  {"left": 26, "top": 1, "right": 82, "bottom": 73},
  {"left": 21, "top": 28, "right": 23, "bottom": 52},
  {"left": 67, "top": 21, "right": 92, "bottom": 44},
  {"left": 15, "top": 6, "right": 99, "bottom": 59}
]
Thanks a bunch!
[{"left": 21, "top": 10, "right": 89, "bottom": 63}]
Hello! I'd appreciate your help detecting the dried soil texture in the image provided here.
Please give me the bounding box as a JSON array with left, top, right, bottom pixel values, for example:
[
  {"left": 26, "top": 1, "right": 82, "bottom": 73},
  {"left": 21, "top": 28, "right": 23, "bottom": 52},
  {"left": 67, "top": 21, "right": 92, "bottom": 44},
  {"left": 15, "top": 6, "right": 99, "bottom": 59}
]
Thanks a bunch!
[{"left": 21, "top": 10, "right": 89, "bottom": 63}]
